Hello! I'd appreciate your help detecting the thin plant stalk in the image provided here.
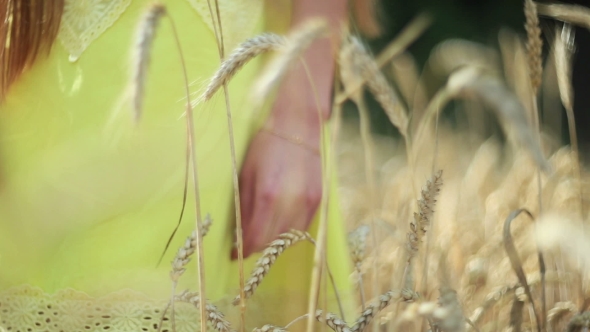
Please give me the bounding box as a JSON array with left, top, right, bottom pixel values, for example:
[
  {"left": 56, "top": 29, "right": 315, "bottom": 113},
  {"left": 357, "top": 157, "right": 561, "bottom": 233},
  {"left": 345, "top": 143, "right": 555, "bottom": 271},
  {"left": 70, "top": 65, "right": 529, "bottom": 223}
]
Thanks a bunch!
[
  {"left": 301, "top": 57, "right": 331, "bottom": 332},
  {"left": 157, "top": 135, "right": 190, "bottom": 267},
  {"left": 356, "top": 95, "right": 380, "bottom": 332},
  {"left": 420, "top": 106, "right": 441, "bottom": 297},
  {"left": 204, "top": 0, "right": 246, "bottom": 330},
  {"left": 555, "top": 23, "right": 585, "bottom": 306},
  {"left": 286, "top": 314, "right": 311, "bottom": 329},
  {"left": 167, "top": 15, "right": 208, "bottom": 332},
  {"left": 359, "top": 274, "right": 366, "bottom": 310}
]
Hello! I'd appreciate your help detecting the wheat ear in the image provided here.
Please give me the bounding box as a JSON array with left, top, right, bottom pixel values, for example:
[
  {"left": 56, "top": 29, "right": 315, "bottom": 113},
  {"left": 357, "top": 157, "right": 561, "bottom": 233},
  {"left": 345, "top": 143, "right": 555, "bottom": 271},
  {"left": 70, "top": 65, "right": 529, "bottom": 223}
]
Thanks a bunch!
[
  {"left": 342, "top": 36, "right": 408, "bottom": 139},
  {"left": 201, "top": 33, "right": 285, "bottom": 102},
  {"left": 176, "top": 291, "right": 234, "bottom": 332},
  {"left": 469, "top": 285, "right": 517, "bottom": 327},
  {"left": 232, "top": 230, "right": 312, "bottom": 305},
  {"left": 350, "top": 289, "right": 418, "bottom": 332},
  {"left": 252, "top": 325, "right": 287, "bottom": 332},
  {"left": 548, "top": 302, "right": 577, "bottom": 330},
  {"left": 404, "top": 170, "right": 443, "bottom": 290},
  {"left": 348, "top": 225, "right": 370, "bottom": 272},
  {"left": 253, "top": 326, "right": 288, "bottom": 332},
  {"left": 348, "top": 225, "right": 370, "bottom": 307},
  {"left": 315, "top": 310, "right": 351, "bottom": 332},
  {"left": 253, "top": 18, "right": 329, "bottom": 102},
  {"left": 131, "top": 3, "right": 166, "bottom": 123},
  {"left": 170, "top": 214, "right": 213, "bottom": 282},
  {"left": 524, "top": 0, "right": 543, "bottom": 95}
]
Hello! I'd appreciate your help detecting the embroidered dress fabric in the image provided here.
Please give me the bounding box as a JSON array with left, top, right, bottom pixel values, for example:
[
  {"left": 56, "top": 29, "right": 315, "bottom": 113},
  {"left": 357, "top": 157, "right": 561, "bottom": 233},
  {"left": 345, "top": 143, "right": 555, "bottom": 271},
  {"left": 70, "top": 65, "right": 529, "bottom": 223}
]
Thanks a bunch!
[{"left": 0, "top": 0, "right": 354, "bottom": 331}]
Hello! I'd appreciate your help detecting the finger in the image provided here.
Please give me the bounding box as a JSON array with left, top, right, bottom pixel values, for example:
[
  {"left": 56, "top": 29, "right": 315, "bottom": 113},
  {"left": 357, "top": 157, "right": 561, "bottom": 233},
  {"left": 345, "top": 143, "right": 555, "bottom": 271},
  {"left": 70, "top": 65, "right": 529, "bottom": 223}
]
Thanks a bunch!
[{"left": 242, "top": 177, "right": 278, "bottom": 258}]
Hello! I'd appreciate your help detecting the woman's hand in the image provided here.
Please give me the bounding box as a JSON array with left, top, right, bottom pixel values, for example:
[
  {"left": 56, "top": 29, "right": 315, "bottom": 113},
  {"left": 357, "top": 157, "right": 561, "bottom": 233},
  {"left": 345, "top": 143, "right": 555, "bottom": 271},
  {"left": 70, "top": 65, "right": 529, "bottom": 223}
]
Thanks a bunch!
[
  {"left": 232, "top": 0, "right": 346, "bottom": 259},
  {"left": 235, "top": 120, "right": 322, "bottom": 259}
]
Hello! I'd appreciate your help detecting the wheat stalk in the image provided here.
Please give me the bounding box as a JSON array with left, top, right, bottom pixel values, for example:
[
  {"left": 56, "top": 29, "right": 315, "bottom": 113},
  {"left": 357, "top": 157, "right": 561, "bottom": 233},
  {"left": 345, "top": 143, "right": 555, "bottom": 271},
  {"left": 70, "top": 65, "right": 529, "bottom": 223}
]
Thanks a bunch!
[
  {"left": 201, "top": 33, "right": 285, "bottom": 102},
  {"left": 536, "top": 2, "right": 590, "bottom": 29},
  {"left": 232, "top": 230, "right": 312, "bottom": 305},
  {"left": 200, "top": 1, "right": 247, "bottom": 329},
  {"left": 132, "top": 4, "right": 210, "bottom": 331},
  {"left": 130, "top": 3, "right": 166, "bottom": 123},
  {"left": 176, "top": 291, "right": 234, "bottom": 332}
]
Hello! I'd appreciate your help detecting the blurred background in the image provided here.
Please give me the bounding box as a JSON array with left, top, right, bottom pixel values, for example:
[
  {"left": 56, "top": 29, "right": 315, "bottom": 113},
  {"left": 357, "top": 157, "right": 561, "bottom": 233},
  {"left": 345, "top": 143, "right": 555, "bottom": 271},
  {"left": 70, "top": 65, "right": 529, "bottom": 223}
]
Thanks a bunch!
[{"left": 357, "top": 0, "right": 590, "bottom": 164}]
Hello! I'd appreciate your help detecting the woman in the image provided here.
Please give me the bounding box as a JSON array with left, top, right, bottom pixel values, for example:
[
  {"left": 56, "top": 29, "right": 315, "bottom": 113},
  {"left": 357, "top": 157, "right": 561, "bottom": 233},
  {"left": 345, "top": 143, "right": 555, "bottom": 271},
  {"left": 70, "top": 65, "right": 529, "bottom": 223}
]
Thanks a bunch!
[{"left": 0, "top": 0, "right": 357, "bottom": 331}]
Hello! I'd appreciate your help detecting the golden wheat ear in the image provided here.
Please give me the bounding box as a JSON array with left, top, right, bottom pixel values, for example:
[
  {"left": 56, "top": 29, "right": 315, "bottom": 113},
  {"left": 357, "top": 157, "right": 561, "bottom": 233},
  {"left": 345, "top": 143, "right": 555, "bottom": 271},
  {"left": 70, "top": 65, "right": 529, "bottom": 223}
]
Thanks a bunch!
[
  {"left": 548, "top": 301, "right": 577, "bottom": 330},
  {"left": 170, "top": 214, "right": 213, "bottom": 282},
  {"left": 348, "top": 225, "right": 371, "bottom": 307},
  {"left": 253, "top": 18, "right": 329, "bottom": 103},
  {"left": 525, "top": 0, "right": 543, "bottom": 96},
  {"left": 315, "top": 310, "right": 351, "bottom": 332},
  {"left": 201, "top": 33, "right": 286, "bottom": 102},
  {"left": 340, "top": 35, "right": 408, "bottom": 139},
  {"left": 404, "top": 170, "right": 443, "bottom": 290},
  {"left": 469, "top": 285, "right": 518, "bottom": 326},
  {"left": 232, "top": 230, "right": 312, "bottom": 305},
  {"left": 350, "top": 289, "right": 418, "bottom": 332}
]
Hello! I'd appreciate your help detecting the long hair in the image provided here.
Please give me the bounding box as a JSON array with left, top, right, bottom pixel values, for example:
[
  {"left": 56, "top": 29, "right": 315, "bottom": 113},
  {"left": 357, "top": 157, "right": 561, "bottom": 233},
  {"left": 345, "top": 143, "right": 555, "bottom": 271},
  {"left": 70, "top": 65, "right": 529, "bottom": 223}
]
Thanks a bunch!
[{"left": 0, "top": 0, "right": 64, "bottom": 101}]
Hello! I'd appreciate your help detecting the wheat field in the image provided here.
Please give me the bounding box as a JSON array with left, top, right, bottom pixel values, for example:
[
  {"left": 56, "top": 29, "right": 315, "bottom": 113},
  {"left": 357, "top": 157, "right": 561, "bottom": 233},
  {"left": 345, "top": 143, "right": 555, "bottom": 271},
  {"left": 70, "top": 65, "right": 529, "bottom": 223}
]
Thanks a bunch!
[{"left": 135, "top": 1, "right": 590, "bottom": 331}]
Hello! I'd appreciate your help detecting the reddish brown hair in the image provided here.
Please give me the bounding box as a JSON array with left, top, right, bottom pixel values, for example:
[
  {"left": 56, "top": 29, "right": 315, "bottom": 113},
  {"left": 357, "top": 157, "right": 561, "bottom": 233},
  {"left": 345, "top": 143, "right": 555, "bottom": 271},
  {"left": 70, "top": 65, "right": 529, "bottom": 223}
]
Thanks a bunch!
[{"left": 0, "top": 0, "right": 64, "bottom": 100}]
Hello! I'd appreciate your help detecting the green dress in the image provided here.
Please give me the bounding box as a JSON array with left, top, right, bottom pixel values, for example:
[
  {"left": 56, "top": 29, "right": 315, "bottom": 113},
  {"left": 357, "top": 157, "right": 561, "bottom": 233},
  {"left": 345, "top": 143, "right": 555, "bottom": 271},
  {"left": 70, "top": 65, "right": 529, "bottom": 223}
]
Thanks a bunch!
[{"left": 0, "top": 0, "right": 354, "bottom": 331}]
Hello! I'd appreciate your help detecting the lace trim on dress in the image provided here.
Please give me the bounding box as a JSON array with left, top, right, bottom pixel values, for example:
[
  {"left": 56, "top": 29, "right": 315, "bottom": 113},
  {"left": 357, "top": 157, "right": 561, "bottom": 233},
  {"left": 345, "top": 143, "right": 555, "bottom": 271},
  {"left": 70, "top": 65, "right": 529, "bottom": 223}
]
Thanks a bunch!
[
  {"left": 58, "top": 0, "right": 132, "bottom": 62},
  {"left": 185, "top": 0, "right": 264, "bottom": 51},
  {"left": 0, "top": 285, "right": 202, "bottom": 332},
  {"left": 57, "top": 0, "right": 263, "bottom": 62}
]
